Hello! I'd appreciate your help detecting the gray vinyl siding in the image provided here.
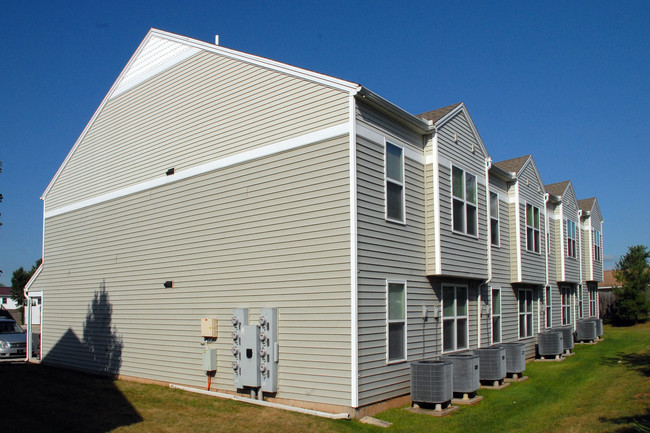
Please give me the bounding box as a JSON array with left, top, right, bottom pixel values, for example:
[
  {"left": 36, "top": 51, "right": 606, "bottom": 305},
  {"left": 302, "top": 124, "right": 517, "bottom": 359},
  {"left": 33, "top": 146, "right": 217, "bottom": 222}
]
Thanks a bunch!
[
  {"left": 581, "top": 220, "right": 592, "bottom": 283},
  {"left": 517, "top": 163, "right": 546, "bottom": 284},
  {"left": 548, "top": 282, "right": 563, "bottom": 328},
  {"left": 355, "top": 125, "right": 431, "bottom": 407},
  {"left": 46, "top": 50, "right": 349, "bottom": 212},
  {"left": 590, "top": 204, "right": 604, "bottom": 281},
  {"left": 489, "top": 179, "right": 510, "bottom": 285},
  {"left": 563, "top": 186, "right": 580, "bottom": 283},
  {"left": 356, "top": 103, "right": 423, "bottom": 147},
  {"left": 33, "top": 136, "right": 353, "bottom": 407},
  {"left": 435, "top": 111, "right": 489, "bottom": 279}
]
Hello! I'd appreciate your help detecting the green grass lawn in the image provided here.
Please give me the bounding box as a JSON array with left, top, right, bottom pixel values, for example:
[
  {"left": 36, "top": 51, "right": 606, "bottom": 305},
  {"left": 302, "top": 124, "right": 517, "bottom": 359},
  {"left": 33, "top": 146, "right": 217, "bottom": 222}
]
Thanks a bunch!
[{"left": 1, "top": 322, "right": 648, "bottom": 433}]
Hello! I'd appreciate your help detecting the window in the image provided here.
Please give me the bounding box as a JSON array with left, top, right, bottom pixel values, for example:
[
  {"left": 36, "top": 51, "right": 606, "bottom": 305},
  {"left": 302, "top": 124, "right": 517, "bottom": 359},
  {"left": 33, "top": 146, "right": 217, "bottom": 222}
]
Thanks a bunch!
[
  {"left": 526, "top": 204, "right": 541, "bottom": 253},
  {"left": 589, "top": 284, "right": 598, "bottom": 317},
  {"left": 519, "top": 289, "right": 534, "bottom": 338},
  {"left": 490, "top": 192, "right": 500, "bottom": 246},
  {"left": 561, "top": 286, "right": 572, "bottom": 325},
  {"left": 492, "top": 288, "right": 501, "bottom": 343},
  {"left": 387, "top": 281, "right": 406, "bottom": 362},
  {"left": 545, "top": 286, "right": 552, "bottom": 328},
  {"left": 452, "top": 166, "right": 477, "bottom": 236},
  {"left": 566, "top": 220, "right": 577, "bottom": 258},
  {"left": 1, "top": 297, "right": 6, "bottom": 304},
  {"left": 385, "top": 142, "right": 405, "bottom": 223},
  {"left": 593, "top": 230, "right": 602, "bottom": 261},
  {"left": 578, "top": 285, "right": 584, "bottom": 318},
  {"left": 442, "top": 285, "right": 468, "bottom": 352}
]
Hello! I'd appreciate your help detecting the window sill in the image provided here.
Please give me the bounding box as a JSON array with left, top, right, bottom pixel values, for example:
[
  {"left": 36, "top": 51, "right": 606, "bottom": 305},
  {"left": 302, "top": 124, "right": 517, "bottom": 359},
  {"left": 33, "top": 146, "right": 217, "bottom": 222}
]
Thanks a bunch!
[
  {"left": 386, "top": 358, "right": 407, "bottom": 365},
  {"left": 451, "top": 230, "right": 479, "bottom": 240},
  {"left": 385, "top": 217, "right": 406, "bottom": 226}
]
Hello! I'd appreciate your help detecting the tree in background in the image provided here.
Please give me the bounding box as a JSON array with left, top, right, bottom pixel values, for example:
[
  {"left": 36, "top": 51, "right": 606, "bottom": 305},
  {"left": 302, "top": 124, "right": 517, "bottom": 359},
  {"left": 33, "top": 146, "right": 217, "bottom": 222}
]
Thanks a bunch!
[
  {"left": 613, "top": 245, "right": 650, "bottom": 324},
  {"left": 10, "top": 259, "right": 42, "bottom": 323}
]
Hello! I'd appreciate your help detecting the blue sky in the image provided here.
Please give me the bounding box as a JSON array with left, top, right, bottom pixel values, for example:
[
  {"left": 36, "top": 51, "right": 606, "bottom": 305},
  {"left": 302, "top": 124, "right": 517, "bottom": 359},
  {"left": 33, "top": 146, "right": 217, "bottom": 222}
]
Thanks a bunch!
[{"left": 1, "top": 0, "right": 649, "bottom": 285}]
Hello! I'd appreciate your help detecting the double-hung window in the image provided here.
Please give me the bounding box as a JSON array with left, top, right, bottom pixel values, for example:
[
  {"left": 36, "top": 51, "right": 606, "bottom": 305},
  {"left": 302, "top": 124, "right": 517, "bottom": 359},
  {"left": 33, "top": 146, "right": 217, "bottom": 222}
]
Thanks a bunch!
[
  {"left": 593, "top": 230, "right": 602, "bottom": 261},
  {"left": 519, "top": 289, "right": 533, "bottom": 338},
  {"left": 452, "top": 166, "right": 477, "bottom": 236},
  {"left": 442, "top": 285, "right": 468, "bottom": 352},
  {"left": 566, "top": 220, "right": 577, "bottom": 258},
  {"left": 578, "top": 285, "right": 584, "bottom": 318},
  {"left": 526, "top": 204, "right": 541, "bottom": 253},
  {"left": 589, "top": 285, "right": 598, "bottom": 317},
  {"left": 545, "top": 286, "right": 552, "bottom": 328},
  {"left": 385, "top": 142, "right": 405, "bottom": 223},
  {"left": 387, "top": 281, "right": 406, "bottom": 362},
  {"left": 561, "top": 286, "right": 572, "bottom": 325},
  {"left": 492, "top": 288, "right": 501, "bottom": 343},
  {"left": 490, "top": 192, "right": 500, "bottom": 246}
]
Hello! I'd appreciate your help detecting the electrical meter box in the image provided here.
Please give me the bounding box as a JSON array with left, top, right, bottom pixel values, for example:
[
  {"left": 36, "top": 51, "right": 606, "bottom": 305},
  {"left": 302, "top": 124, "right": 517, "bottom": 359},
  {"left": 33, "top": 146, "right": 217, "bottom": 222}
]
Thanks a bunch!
[
  {"left": 259, "top": 307, "right": 279, "bottom": 393},
  {"left": 201, "top": 318, "right": 218, "bottom": 338},
  {"left": 202, "top": 348, "right": 217, "bottom": 371}
]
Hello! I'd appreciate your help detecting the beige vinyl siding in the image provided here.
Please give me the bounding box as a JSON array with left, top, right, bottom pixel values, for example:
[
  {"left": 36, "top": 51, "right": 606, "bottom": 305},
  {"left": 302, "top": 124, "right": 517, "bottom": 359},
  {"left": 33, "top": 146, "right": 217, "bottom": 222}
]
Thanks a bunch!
[
  {"left": 490, "top": 179, "right": 510, "bottom": 284},
  {"left": 424, "top": 140, "right": 436, "bottom": 275},
  {"left": 581, "top": 219, "right": 592, "bottom": 284},
  {"left": 509, "top": 183, "right": 519, "bottom": 281},
  {"left": 34, "top": 136, "right": 353, "bottom": 407},
  {"left": 355, "top": 127, "right": 430, "bottom": 407},
  {"left": 563, "top": 186, "right": 580, "bottom": 283},
  {"left": 46, "top": 50, "right": 349, "bottom": 212}
]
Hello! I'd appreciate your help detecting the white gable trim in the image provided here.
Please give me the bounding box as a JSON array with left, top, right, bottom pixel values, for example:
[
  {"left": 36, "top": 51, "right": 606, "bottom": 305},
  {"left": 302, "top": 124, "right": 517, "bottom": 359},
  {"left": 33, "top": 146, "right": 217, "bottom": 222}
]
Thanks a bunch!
[{"left": 44, "top": 123, "right": 349, "bottom": 219}]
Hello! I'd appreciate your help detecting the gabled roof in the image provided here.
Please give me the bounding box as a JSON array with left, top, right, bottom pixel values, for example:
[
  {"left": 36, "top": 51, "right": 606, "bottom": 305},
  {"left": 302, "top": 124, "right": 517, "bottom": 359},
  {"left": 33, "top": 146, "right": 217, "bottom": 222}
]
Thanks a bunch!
[
  {"left": 416, "top": 103, "right": 463, "bottom": 124},
  {"left": 599, "top": 270, "right": 620, "bottom": 288},
  {"left": 578, "top": 197, "right": 596, "bottom": 212},
  {"left": 0, "top": 286, "right": 12, "bottom": 296},
  {"left": 493, "top": 155, "right": 531, "bottom": 174},
  {"left": 545, "top": 180, "right": 571, "bottom": 198}
]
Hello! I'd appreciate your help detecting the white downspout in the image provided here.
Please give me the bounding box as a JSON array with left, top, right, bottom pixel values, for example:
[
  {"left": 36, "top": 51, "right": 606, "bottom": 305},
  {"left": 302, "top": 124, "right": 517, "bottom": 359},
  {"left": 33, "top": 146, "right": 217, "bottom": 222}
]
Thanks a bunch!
[{"left": 480, "top": 157, "right": 493, "bottom": 348}]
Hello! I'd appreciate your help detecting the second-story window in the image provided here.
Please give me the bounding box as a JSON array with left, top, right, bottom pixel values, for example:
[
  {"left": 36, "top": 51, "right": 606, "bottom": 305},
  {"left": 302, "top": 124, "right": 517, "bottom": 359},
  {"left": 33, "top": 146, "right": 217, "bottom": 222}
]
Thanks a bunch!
[
  {"left": 567, "top": 220, "right": 577, "bottom": 258},
  {"left": 593, "top": 229, "right": 602, "bottom": 261},
  {"left": 385, "top": 142, "right": 405, "bottom": 223},
  {"left": 490, "top": 192, "right": 500, "bottom": 246},
  {"left": 526, "top": 204, "right": 540, "bottom": 253},
  {"left": 452, "top": 166, "right": 477, "bottom": 236}
]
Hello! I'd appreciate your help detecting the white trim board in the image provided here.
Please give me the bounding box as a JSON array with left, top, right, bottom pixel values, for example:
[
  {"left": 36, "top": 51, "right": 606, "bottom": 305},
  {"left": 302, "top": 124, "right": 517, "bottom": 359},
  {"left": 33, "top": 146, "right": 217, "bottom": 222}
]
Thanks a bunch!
[
  {"left": 356, "top": 123, "right": 424, "bottom": 164},
  {"left": 44, "top": 123, "right": 350, "bottom": 219}
]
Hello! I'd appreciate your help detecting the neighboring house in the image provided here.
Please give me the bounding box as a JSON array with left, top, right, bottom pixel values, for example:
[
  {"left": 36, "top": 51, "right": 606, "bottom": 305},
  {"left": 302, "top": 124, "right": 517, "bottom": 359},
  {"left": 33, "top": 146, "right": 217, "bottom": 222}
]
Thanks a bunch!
[
  {"left": 26, "top": 29, "right": 605, "bottom": 416},
  {"left": 0, "top": 285, "right": 18, "bottom": 310}
]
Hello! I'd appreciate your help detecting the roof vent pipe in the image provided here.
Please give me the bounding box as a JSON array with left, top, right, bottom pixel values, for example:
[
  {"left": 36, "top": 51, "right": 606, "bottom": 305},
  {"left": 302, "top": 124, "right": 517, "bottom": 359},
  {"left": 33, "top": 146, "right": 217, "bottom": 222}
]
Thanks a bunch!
[{"left": 215, "top": 35, "right": 220, "bottom": 45}]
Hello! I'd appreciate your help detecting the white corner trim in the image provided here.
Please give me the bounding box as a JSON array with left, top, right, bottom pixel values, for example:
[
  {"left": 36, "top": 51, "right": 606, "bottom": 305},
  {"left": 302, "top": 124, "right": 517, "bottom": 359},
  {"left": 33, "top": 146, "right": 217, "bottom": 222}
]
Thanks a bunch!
[
  {"left": 432, "top": 133, "right": 442, "bottom": 274},
  {"left": 45, "top": 123, "right": 349, "bottom": 219},
  {"left": 349, "top": 97, "right": 359, "bottom": 409},
  {"left": 514, "top": 182, "right": 522, "bottom": 282}
]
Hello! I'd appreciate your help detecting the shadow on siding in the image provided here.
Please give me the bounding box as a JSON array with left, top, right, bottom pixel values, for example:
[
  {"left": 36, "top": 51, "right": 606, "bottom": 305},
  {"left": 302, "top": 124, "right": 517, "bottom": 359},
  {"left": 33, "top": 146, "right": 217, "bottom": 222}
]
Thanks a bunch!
[{"left": 44, "top": 280, "right": 123, "bottom": 375}]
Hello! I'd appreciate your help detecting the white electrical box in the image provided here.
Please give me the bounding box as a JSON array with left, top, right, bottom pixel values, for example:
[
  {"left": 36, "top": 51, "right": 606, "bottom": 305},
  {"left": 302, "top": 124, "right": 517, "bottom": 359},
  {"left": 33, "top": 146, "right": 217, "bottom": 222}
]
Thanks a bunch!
[{"left": 201, "top": 318, "right": 218, "bottom": 337}]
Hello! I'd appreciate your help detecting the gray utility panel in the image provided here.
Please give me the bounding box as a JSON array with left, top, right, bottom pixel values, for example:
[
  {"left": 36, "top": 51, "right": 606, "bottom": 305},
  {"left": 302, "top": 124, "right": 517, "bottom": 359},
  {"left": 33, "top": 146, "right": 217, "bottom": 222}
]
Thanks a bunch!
[{"left": 232, "top": 307, "right": 279, "bottom": 392}]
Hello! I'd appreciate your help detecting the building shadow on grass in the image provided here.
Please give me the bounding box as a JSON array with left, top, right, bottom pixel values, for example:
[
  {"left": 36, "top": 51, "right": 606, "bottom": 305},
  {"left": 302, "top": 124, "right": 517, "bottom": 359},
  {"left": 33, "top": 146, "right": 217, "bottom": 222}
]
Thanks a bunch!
[
  {"left": 10, "top": 280, "right": 143, "bottom": 432},
  {"left": 601, "top": 352, "right": 650, "bottom": 377},
  {"left": 599, "top": 408, "right": 650, "bottom": 433}
]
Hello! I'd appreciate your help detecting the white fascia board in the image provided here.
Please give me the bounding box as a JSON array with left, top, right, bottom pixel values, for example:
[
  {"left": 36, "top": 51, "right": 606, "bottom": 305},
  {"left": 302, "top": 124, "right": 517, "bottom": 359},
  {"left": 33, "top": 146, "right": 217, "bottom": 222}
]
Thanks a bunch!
[
  {"left": 23, "top": 264, "right": 43, "bottom": 294},
  {"left": 42, "top": 28, "right": 359, "bottom": 201},
  {"left": 518, "top": 156, "right": 546, "bottom": 195},
  {"left": 348, "top": 96, "right": 359, "bottom": 408},
  {"left": 45, "top": 123, "right": 349, "bottom": 219},
  {"left": 434, "top": 103, "right": 490, "bottom": 160}
]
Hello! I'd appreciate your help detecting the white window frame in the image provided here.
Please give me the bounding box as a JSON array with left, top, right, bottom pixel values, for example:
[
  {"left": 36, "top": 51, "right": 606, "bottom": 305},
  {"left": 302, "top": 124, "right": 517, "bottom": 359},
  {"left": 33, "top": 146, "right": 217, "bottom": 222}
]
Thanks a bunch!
[
  {"left": 451, "top": 165, "right": 478, "bottom": 237},
  {"left": 442, "top": 284, "right": 469, "bottom": 353},
  {"left": 545, "top": 286, "right": 552, "bottom": 328},
  {"left": 490, "top": 192, "right": 500, "bottom": 247},
  {"left": 593, "top": 229, "right": 602, "bottom": 262},
  {"left": 385, "top": 141, "right": 405, "bottom": 224},
  {"left": 526, "top": 203, "right": 541, "bottom": 253},
  {"left": 491, "top": 287, "right": 502, "bottom": 344},
  {"left": 566, "top": 219, "right": 577, "bottom": 258},
  {"left": 386, "top": 280, "right": 407, "bottom": 363},
  {"left": 518, "top": 289, "right": 534, "bottom": 339},
  {"left": 561, "top": 286, "right": 572, "bottom": 325}
]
